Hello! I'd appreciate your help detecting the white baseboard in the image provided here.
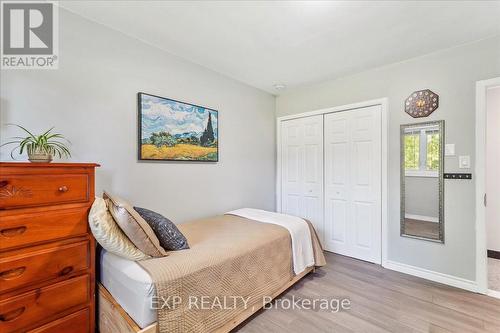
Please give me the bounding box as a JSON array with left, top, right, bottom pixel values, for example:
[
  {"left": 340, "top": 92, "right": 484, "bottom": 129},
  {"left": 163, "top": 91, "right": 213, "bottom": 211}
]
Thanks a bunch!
[
  {"left": 405, "top": 214, "right": 439, "bottom": 223},
  {"left": 383, "top": 260, "right": 478, "bottom": 293},
  {"left": 487, "top": 289, "right": 500, "bottom": 299}
]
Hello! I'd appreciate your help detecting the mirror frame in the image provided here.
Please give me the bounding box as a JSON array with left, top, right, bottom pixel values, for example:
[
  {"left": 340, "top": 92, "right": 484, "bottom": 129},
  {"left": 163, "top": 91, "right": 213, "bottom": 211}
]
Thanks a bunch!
[{"left": 400, "top": 120, "right": 445, "bottom": 243}]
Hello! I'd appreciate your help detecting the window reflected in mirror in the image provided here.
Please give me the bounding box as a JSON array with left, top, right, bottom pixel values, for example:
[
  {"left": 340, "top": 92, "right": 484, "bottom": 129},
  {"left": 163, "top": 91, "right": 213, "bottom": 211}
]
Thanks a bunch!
[
  {"left": 404, "top": 125, "right": 440, "bottom": 176},
  {"left": 401, "top": 121, "right": 444, "bottom": 242}
]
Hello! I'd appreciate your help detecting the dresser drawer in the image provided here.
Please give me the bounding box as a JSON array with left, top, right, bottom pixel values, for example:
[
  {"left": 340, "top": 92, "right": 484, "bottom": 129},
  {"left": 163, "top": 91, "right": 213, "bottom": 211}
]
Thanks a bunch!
[
  {"left": 0, "top": 174, "right": 89, "bottom": 209},
  {"left": 28, "top": 308, "right": 89, "bottom": 333},
  {"left": 0, "top": 208, "right": 88, "bottom": 250},
  {"left": 0, "top": 274, "right": 89, "bottom": 333},
  {"left": 0, "top": 241, "right": 89, "bottom": 293}
]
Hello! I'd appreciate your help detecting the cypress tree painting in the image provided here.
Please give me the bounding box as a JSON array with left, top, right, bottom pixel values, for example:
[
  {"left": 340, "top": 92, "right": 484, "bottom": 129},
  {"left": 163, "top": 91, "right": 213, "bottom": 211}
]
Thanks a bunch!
[
  {"left": 200, "top": 112, "right": 215, "bottom": 146},
  {"left": 138, "top": 93, "right": 218, "bottom": 161}
]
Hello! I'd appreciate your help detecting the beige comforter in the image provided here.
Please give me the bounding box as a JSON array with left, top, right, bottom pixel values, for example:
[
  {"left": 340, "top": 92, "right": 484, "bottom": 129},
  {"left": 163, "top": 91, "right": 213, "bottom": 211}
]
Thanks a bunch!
[{"left": 138, "top": 214, "right": 325, "bottom": 333}]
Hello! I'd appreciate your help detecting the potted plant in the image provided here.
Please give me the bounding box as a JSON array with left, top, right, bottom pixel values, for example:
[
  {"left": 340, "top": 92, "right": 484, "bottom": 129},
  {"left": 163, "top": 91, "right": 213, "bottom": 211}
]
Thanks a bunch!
[{"left": 1, "top": 125, "right": 71, "bottom": 163}]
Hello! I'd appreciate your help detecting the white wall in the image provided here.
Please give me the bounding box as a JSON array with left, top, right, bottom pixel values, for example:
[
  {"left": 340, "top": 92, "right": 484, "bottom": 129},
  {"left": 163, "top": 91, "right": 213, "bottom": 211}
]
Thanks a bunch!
[
  {"left": 277, "top": 36, "right": 500, "bottom": 281},
  {"left": 487, "top": 86, "right": 500, "bottom": 252},
  {"left": 0, "top": 9, "right": 276, "bottom": 223}
]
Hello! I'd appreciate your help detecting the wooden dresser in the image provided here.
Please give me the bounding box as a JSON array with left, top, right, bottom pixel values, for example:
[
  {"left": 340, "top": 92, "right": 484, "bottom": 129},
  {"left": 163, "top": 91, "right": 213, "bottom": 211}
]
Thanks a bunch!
[{"left": 0, "top": 163, "right": 99, "bottom": 333}]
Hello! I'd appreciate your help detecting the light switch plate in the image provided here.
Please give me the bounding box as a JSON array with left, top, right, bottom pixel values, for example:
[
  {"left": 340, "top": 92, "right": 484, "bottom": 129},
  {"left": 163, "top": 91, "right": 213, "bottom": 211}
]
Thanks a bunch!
[
  {"left": 459, "top": 155, "right": 470, "bottom": 169},
  {"left": 445, "top": 144, "right": 455, "bottom": 156}
]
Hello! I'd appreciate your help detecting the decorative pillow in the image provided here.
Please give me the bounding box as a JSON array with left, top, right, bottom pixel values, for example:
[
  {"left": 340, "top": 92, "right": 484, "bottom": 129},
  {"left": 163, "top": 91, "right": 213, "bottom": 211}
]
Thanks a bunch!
[
  {"left": 134, "top": 207, "right": 189, "bottom": 251},
  {"left": 103, "top": 191, "right": 168, "bottom": 257},
  {"left": 88, "top": 197, "right": 150, "bottom": 261}
]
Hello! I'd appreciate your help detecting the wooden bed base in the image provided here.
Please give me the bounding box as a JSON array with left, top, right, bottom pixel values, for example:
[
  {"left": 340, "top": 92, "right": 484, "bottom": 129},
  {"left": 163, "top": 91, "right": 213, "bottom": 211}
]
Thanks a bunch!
[{"left": 98, "top": 267, "right": 313, "bottom": 333}]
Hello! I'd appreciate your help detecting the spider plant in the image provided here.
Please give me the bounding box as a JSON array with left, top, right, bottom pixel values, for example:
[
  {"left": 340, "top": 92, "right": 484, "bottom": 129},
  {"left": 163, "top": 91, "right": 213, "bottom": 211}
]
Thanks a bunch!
[{"left": 1, "top": 124, "right": 71, "bottom": 162}]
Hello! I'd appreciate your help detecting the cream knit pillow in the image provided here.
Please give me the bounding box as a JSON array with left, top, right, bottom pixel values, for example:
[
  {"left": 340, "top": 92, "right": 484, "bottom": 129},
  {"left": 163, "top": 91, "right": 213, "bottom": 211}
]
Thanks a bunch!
[{"left": 89, "top": 197, "right": 149, "bottom": 261}]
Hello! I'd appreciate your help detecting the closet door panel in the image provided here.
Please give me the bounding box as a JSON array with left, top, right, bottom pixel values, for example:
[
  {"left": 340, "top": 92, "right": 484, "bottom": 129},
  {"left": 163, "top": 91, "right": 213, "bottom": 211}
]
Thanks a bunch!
[
  {"left": 350, "top": 107, "right": 381, "bottom": 262},
  {"left": 353, "top": 202, "right": 372, "bottom": 249},
  {"left": 301, "top": 116, "right": 324, "bottom": 240},
  {"left": 281, "top": 116, "right": 324, "bottom": 243},
  {"left": 324, "top": 112, "right": 350, "bottom": 254},
  {"left": 330, "top": 199, "right": 347, "bottom": 243},
  {"left": 282, "top": 120, "right": 303, "bottom": 217},
  {"left": 324, "top": 106, "right": 382, "bottom": 264}
]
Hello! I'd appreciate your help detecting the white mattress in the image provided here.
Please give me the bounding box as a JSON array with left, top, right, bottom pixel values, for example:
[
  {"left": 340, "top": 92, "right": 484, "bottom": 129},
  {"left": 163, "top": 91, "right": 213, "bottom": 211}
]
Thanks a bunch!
[{"left": 99, "top": 250, "right": 157, "bottom": 328}]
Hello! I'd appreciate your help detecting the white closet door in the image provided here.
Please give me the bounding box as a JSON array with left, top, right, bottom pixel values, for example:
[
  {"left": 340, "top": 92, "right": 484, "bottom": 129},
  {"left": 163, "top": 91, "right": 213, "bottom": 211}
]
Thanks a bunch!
[
  {"left": 281, "top": 115, "right": 324, "bottom": 242},
  {"left": 324, "top": 106, "right": 382, "bottom": 263},
  {"left": 301, "top": 116, "right": 324, "bottom": 240},
  {"left": 282, "top": 118, "right": 303, "bottom": 217}
]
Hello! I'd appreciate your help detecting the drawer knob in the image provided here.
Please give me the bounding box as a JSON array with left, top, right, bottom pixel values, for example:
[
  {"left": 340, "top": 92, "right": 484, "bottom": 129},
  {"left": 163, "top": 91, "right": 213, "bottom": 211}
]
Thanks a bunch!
[
  {"left": 0, "top": 267, "right": 26, "bottom": 280},
  {"left": 0, "top": 307, "right": 26, "bottom": 322},
  {"left": 60, "top": 266, "right": 73, "bottom": 276},
  {"left": 58, "top": 186, "right": 68, "bottom": 192},
  {"left": 0, "top": 226, "right": 27, "bottom": 237}
]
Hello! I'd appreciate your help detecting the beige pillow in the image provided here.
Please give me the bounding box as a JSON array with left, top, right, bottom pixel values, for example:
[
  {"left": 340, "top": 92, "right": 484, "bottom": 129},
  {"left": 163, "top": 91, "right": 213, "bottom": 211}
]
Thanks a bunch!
[
  {"left": 103, "top": 191, "right": 167, "bottom": 257},
  {"left": 88, "top": 197, "right": 150, "bottom": 261}
]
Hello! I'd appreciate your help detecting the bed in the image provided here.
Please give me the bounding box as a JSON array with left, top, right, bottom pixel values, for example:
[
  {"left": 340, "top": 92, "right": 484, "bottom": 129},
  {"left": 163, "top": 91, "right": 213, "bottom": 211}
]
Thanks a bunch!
[
  {"left": 99, "top": 249, "right": 156, "bottom": 329},
  {"left": 98, "top": 213, "right": 325, "bottom": 333}
]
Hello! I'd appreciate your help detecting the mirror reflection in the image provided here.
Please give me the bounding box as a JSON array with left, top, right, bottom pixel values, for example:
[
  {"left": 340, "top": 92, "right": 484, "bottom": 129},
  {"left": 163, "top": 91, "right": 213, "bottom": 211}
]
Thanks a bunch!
[{"left": 401, "top": 120, "right": 444, "bottom": 242}]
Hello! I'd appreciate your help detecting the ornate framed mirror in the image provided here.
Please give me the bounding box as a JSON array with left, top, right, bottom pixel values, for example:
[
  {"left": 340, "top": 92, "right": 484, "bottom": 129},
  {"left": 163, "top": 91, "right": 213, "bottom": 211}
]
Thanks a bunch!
[{"left": 400, "top": 120, "right": 444, "bottom": 243}]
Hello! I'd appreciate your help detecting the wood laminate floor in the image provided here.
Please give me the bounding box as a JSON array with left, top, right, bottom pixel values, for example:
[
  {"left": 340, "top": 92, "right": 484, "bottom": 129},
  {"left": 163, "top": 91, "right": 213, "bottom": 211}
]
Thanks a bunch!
[{"left": 235, "top": 252, "right": 500, "bottom": 333}]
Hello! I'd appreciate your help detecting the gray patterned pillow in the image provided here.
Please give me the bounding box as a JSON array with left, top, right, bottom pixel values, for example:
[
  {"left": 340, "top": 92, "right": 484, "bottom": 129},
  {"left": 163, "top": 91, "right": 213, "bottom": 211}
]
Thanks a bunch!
[{"left": 133, "top": 207, "right": 189, "bottom": 251}]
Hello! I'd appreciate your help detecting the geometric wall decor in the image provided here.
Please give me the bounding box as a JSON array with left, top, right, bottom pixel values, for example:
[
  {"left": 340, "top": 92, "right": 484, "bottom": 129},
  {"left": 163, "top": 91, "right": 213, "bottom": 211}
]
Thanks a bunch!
[{"left": 405, "top": 89, "right": 439, "bottom": 118}]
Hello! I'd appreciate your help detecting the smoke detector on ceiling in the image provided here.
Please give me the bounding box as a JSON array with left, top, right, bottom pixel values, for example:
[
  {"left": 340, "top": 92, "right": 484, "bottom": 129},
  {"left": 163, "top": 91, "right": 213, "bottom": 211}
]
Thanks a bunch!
[{"left": 273, "top": 83, "right": 286, "bottom": 91}]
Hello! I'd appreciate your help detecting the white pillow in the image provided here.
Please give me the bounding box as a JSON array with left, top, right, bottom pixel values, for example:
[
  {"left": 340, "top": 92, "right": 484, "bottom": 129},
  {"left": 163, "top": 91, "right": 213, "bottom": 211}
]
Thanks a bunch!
[{"left": 89, "top": 197, "right": 150, "bottom": 261}]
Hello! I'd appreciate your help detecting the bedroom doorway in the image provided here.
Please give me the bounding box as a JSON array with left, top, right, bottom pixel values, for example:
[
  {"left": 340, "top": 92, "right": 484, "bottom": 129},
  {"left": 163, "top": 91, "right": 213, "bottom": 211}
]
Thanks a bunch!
[
  {"left": 277, "top": 99, "right": 388, "bottom": 265},
  {"left": 485, "top": 82, "right": 500, "bottom": 298},
  {"left": 475, "top": 77, "right": 500, "bottom": 298}
]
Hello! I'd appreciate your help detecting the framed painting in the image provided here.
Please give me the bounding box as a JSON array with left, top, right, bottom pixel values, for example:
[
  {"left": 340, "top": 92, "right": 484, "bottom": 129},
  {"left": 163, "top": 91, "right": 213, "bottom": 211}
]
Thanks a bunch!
[{"left": 138, "top": 92, "right": 218, "bottom": 162}]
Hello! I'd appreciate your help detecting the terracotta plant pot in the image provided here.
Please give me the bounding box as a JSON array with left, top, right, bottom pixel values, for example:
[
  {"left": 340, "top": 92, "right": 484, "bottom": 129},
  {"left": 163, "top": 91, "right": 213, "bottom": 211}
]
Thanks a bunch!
[{"left": 28, "top": 152, "right": 53, "bottom": 163}]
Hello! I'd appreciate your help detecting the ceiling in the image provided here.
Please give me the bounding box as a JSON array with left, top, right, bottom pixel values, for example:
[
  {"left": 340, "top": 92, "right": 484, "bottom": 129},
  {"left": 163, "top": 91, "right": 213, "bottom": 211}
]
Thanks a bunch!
[{"left": 60, "top": 1, "right": 500, "bottom": 94}]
